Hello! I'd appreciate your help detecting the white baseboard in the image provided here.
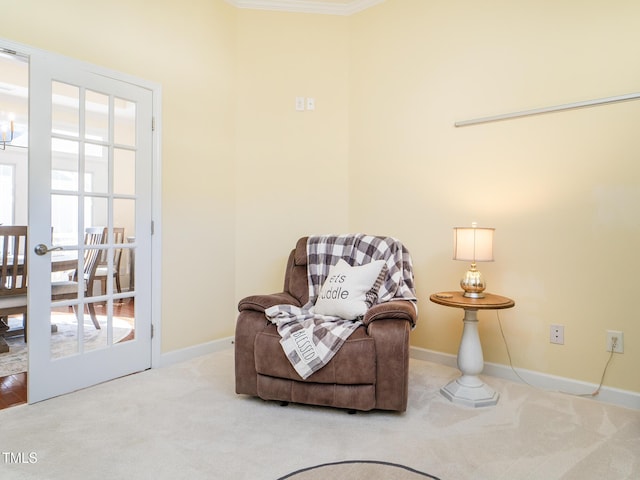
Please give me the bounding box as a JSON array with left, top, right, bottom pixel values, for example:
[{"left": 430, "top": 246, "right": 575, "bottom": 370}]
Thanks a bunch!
[
  {"left": 156, "top": 340, "right": 639, "bottom": 410},
  {"left": 410, "top": 346, "right": 640, "bottom": 411},
  {"left": 158, "top": 336, "right": 235, "bottom": 368}
]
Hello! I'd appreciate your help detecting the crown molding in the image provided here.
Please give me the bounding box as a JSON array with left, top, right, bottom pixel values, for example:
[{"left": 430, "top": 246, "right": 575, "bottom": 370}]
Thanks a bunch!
[{"left": 225, "top": 0, "right": 385, "bottom": 16}]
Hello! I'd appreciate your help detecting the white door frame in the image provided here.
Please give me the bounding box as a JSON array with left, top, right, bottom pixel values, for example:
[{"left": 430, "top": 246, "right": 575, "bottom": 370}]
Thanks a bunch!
[{"left": 0, "top": 36, "right": 163, "bottom": 383}]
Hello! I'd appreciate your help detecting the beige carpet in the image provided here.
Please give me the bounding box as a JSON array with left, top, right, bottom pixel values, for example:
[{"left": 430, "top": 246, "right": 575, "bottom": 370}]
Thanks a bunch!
[{"left": 0, "top": 348, "right": 638, "bottom": 479}]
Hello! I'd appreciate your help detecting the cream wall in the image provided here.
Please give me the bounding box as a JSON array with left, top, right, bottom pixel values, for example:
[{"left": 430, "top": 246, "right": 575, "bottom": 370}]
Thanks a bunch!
[
  {"left": 234, "top": 10, "right": 350, "bottom": 298},
  {"left": 3, "top": 0, "right": 239, "bottom": 351},
  {"left": 349, "top": 0, "right": 640, "bottom": 393}
]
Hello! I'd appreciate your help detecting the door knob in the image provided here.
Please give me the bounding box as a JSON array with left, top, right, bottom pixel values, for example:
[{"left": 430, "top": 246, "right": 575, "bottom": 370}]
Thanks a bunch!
[{"left": 34, "top": 244, "right": 64, "bottom": 256}]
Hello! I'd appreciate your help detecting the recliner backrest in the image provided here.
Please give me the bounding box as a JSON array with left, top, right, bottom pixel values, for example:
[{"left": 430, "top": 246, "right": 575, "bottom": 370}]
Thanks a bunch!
[{"left": 283, "top": 237, "right": 309, "bottom": 306}]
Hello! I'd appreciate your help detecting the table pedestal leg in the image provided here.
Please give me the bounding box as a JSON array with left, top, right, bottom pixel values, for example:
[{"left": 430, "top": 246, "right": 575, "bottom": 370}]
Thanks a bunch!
[
  {"left": 440, "top": 308, "right": 499, "bottom": 407},
  {"left": 0, "top": 317, "right": 9, "bottom": 353}
]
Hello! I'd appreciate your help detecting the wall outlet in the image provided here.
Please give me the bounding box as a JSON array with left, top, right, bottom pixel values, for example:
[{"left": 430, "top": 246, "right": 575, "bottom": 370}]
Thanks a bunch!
[
  {"left": 606, "top": 330, "right": 624, "bottom": 353},
  {"left": 550, "top": 324, "right": 564, "bottom": 345}
]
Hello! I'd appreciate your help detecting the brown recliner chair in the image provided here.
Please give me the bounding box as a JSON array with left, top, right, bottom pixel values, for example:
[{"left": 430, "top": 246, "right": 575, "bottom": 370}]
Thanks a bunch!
[{"left": 234, "top": 236, "right": 417, "bottom": 412}]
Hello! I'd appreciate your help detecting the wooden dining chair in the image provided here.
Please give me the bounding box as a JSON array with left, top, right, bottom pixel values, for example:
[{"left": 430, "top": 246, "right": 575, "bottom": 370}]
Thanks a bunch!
[
  {"left": 51, "top": 226, "right": 106, "bottom": 329},
  {"left": 0, "top": 226, "right": 28, "bottom": 353},
  {"left": 94, "top": 227, "right": 125, "bottom": 296}
]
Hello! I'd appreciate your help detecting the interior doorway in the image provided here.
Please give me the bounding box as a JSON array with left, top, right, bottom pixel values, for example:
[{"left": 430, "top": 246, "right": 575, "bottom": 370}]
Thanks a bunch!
[
  {"left": 0, "top": 50, "right": 29, "bottom": 408},
  {"left": 0, "top": 43, "right": 158, "bottom": 408}
]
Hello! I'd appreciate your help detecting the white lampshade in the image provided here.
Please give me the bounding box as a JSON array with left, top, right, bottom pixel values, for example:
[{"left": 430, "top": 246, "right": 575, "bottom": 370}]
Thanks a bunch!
[{"left": 453, "top": 227, "right": 494, "bottom": 263}]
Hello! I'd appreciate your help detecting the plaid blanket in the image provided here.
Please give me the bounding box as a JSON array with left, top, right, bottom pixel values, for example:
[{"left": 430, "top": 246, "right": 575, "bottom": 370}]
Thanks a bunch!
[{"left": 265, "top": 234, "right": 417, "bottom": 379}]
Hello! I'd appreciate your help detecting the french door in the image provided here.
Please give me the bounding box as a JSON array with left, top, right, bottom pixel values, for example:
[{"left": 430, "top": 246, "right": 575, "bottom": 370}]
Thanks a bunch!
[{"left": 27, "top": 51, "right": 154, "bottom": 403}]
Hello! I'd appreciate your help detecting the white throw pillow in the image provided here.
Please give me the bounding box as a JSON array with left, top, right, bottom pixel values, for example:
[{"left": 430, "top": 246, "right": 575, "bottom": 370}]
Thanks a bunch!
[{"left": 313, "top": 259, "right": 385, "bottom": 320}]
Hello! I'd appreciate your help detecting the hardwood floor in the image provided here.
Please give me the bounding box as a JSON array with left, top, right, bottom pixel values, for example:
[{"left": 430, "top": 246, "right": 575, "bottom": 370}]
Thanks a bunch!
[
  {"left": 0, "top": 299, "right": 135, "bottom": 410},
  {"left": 0, "top": 372, "right": 27, "bottom": 409}
]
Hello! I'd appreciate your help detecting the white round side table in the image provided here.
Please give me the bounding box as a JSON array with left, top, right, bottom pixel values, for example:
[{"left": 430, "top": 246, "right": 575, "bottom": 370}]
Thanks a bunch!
[{"left": 430, "top": 291, "right": 515, "bottom": 408}]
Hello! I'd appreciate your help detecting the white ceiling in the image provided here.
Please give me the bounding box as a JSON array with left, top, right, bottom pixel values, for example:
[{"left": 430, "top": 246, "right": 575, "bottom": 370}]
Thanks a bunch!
[{"left": 225, "top": 0, "right": 385, "bottom": 16}]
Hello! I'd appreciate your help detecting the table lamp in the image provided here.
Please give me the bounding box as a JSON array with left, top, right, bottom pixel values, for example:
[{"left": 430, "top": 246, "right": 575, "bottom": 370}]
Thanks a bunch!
[{"left": 453, "top": 224, "right": 494, "bottom": 298}]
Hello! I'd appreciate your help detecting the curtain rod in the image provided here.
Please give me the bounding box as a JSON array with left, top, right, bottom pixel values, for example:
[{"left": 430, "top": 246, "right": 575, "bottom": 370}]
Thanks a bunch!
[{"left": 455, "top": 92, "right": 640, "bottom": 127}]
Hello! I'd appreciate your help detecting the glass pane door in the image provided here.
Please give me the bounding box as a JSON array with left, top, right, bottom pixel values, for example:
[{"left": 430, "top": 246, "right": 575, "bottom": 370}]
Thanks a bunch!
[
  {"left": 28, "top": 52, "right": 153, "bottom": 403},
  {"left": 49, "top": 82, "right": 138, "bottom": 358}
]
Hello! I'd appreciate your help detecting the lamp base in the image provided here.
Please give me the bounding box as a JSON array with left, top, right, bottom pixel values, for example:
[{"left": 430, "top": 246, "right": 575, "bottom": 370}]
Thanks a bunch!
[
  {"left": 462, "top": 291, "right": 485, "bottom": 299},
  {"left": 460, "top": 264, "right": 486, "bottom": 299}
]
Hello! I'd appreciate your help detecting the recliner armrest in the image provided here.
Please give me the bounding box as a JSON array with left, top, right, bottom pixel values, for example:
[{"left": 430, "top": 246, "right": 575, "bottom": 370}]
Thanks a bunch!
[
  {"left": 238, "top": 292, "right": 301, "bottom": 313},
  {"left": 362, "top": 300, "right": 417, "bottom": 328}
]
